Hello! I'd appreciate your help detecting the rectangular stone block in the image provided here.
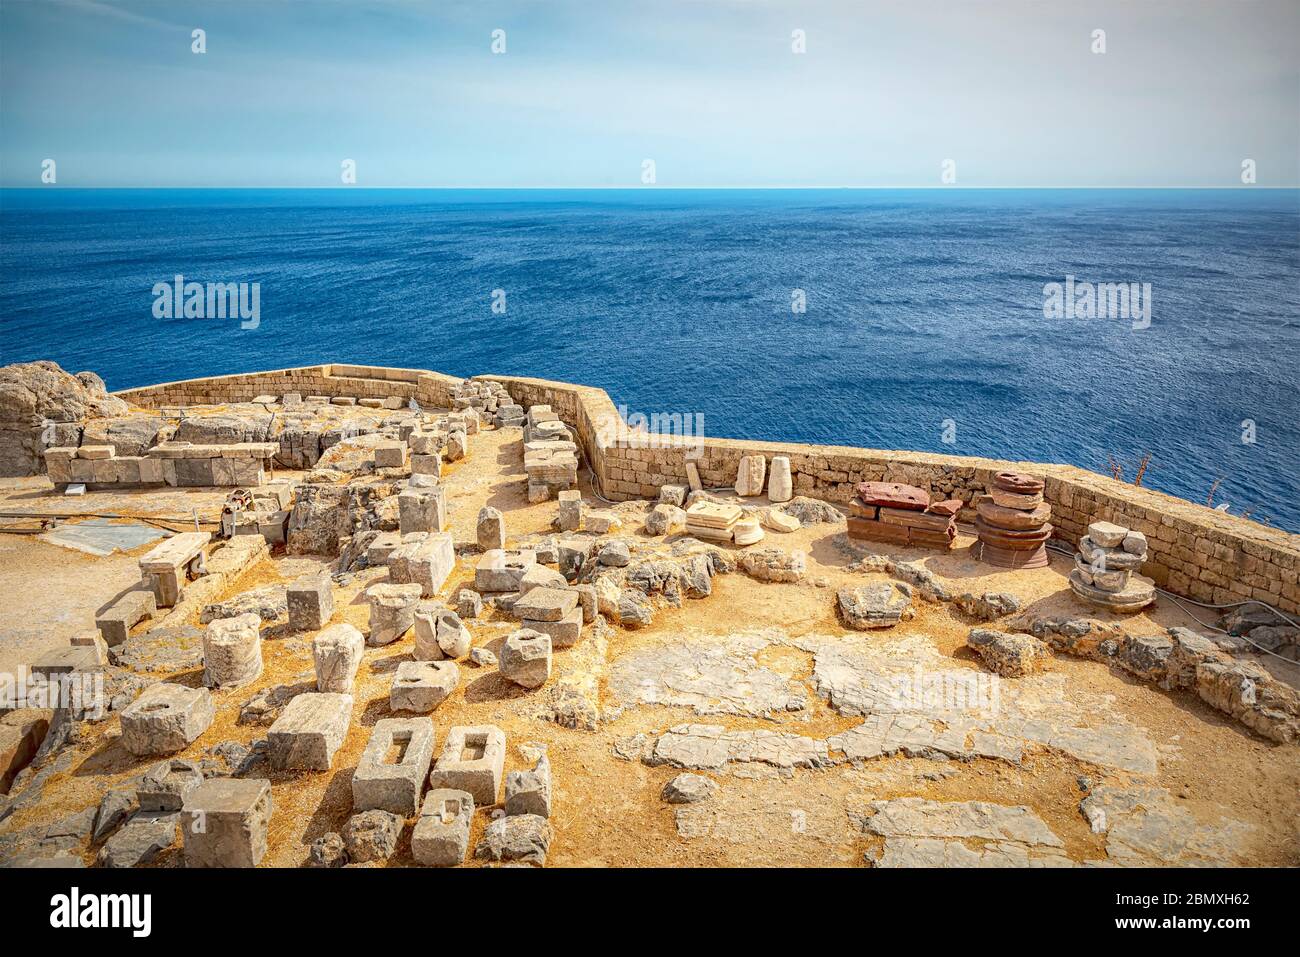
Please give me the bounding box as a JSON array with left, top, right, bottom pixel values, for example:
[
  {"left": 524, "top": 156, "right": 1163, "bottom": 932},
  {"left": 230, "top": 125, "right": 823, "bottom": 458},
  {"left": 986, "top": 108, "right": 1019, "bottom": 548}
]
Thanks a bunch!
[
  {"left": 313, "top": 623, "right": 365, "bottom": 692},
  {"left": 391, "top": 659, "right": 458, "bottom": 713},
  {"left": 119, "top": 684, "right": 215, "bottom": 756},
  {"left": 474, "top": 549, "right": 538, "bottom": 593},
  {"left": 366, "top": 531, "right": 403, "bottom": 566},
  {"left": 389, "top": 532, "right": 455, "bottom": 598},
  {"left": 267, "top": 693, "right": 353, "bottom": 770},
  {"left": 522, "top": 605, "right": 583, "bottom": 648},
  {"left": 374, "top": 441, "right": 406, "bottom": 469},
  {"left": 428, "top": 725, "right": 505, "bottom": 807},
  {"left": 29, "top": 643, "right": 101, "bottom": 681},
  {"left": 287, "top": 573, "right": 333, "bottom": 631},
  {"left": 513, "top": 586, "right": 578, "bottom": 623},
  {"left": 138, "top": 456, "right": 164, "bottom": 484},
  {"left": 183, "top": 778, "right": 273, "bottom": 868},
  {"left": 352, "top": 717, "right": 436, "bottom": 816},
  {"left": 398, "top": 487, "right": 447, "bottom": 534},
  {"left": 411, "top": 789, "right": 474, "bottom": 867}
]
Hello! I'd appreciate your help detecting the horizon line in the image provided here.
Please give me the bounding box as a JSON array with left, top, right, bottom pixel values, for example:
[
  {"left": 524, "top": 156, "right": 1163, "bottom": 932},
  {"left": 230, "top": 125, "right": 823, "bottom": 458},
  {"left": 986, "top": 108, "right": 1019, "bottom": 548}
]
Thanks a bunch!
[{"left": 3, "top": 185, "right": 1295, "bottom": 192}]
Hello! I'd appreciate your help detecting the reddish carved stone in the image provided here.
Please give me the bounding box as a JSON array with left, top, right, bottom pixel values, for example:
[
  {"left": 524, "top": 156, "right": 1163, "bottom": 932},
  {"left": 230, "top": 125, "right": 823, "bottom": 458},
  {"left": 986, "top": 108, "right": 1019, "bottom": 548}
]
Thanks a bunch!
[{"left": 854, "top": 482, "right": 929, "bottom": 512}]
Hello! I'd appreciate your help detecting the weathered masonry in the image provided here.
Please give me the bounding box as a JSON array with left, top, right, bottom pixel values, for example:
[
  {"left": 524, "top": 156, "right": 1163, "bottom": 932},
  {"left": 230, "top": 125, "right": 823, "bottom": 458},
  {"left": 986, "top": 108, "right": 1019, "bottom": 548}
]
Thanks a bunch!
[{"left": 115, "top": 363, "right": 1300, "bottom": 615}]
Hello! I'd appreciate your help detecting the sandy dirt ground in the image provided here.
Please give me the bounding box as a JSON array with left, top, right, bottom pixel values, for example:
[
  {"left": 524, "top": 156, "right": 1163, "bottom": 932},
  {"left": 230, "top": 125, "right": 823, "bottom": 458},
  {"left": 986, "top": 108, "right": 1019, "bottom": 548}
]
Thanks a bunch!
[{"left": 1, "top": 423, "right": 1297, "bottom": 868}]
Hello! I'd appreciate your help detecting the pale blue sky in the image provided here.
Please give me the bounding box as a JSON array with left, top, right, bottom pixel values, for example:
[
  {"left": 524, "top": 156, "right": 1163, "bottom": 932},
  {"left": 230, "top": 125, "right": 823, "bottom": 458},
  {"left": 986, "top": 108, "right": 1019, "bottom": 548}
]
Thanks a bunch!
[{"left": 1, "top": 0, "right": 1297, "bottom": 187}]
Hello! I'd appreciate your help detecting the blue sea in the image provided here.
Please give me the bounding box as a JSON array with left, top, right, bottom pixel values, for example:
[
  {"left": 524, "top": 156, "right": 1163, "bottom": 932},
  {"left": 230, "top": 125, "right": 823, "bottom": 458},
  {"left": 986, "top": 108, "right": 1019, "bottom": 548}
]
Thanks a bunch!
[{"left": 2, "top": 189, "right": 1298, "bottom": 530}]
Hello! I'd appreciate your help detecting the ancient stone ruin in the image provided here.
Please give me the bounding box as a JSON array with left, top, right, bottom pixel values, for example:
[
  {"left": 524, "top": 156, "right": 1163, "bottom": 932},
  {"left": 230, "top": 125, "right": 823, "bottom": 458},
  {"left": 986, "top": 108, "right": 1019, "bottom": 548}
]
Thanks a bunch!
[{"left": 0, "top": 360, "right": 1296, "bottom": 871}]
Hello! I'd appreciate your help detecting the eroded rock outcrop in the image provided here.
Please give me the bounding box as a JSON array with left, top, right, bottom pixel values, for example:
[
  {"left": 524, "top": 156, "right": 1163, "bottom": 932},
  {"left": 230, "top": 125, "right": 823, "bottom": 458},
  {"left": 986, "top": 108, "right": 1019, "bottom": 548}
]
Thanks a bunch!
[{"left": 0, "top": 361, "right": 129, "bottom": 475}]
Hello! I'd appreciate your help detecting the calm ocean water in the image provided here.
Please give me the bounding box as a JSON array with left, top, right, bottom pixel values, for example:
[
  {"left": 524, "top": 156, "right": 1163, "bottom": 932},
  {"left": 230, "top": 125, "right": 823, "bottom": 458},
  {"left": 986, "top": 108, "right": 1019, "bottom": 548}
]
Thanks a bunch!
[{"left": 2, "top": 189, "right": 1298, "bottom": 529}]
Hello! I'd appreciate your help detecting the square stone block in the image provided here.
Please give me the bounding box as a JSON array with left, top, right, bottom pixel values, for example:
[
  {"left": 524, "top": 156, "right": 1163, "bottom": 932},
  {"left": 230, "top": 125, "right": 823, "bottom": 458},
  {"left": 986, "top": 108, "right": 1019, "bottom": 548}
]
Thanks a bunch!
[
  {"left": 390, "top": 660, "right": 459, "bottom": 714},
  {"left": 522, "top": 605, "right": 583, "bottom": 648},
  {"left": 183, "top": 778, "right": 273, "bottom": 867},
  {"left": 411, "top": 789, "right": 474, "bottom": 867},
  {"left": 366, "top": 531, "right": 403, "bottom": 566},
  {"left": 267, "top": 693, "right": 353, "bottom": 770},
  {"left": 398, "top": 486, "right": 447, "bottom": 534},
  {"left": 389, "top": 533, "right": 455, "bottom": 598},
  {"left": 498, "top": 629, "right": 551, "bottom": 689},
  {"left": 428, "top": 725, "right": 505, "bottom": 806},
  {"left": 119, "top": 684, "right": 215, "bottom": 756},
  {"left": 352, "top": 717, "right": 436, "bottom": 816},
  {"left": 287, "top": 573, "right": 333, "bottom": 631}
]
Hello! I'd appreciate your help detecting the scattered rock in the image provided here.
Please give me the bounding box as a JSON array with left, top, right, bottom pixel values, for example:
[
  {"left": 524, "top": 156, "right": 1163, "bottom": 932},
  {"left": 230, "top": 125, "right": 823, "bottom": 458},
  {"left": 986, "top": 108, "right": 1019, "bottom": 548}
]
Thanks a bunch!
[
  {"left": 780, "top": 497, "right": 844, "bottom": 526},
  {"left": 598, "top": 540, "right": 631, "bottom": 567},
  {"left": 662, "top": 773, "right": 716, "bottom": 804},
  {"left": 967, "top": 628, "right": 1047, "bottom": 678},
  {"left": 342, "top": 809, "right": 403, "bottom": 863},
  {"left": 199, "top": 586, "right": 287, "bottom": 624},
  {"left": 954, "top": 592, "right": 1021, "bottom": 621},
  {"left": 645, "top": 504, "right": 687, "bottom": 537},
  {"left": 308, "top": 832, "right": 349, "bottom": 867},
  {"left": 96, "top": 811, "right": 179, "bottom": 868},
  {"left": 739, "top": 547, "right": 806, "bottom": 583},
  {"left": 469, "top": 646, "right": 498, "bottom": 668},
  {"left": 474, "top": 813, "right": 553, "bottom": 865},
  {"left": 837, "top": 583, "right": 915, "bottom": 630}
]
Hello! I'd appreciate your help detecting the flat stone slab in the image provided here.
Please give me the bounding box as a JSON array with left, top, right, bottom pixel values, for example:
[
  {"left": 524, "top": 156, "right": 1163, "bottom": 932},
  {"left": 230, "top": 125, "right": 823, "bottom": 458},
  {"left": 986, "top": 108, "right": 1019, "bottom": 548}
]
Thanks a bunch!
[
  {"left": 807, "top": 631, "right": 1158, "bottom": 774},
  {"left": 139, "top": 532, "right": 211, "bottom": 572},
  {"left": 1079, "top": 786, "right": 1253, "bottom": 866},
  {"left": 267, "top": 692, "right": 353, "bottom": 770},
  {"left": 648, "top": 723, "right": 830, "bottom": 773},
  {"left": 608, "top": 632, "right": 807, "bottom": 717},
  {"left": 856, "top": 798, "right": 1073, "bottom": 868}
]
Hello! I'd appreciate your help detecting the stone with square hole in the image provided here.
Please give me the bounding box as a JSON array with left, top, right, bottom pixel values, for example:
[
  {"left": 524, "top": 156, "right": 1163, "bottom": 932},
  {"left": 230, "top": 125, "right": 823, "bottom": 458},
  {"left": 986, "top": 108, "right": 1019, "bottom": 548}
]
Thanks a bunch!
[
  {"left": 428, "top": 725, "right": 505, "bottom": 806},
  {"left": 352, "top": 717, "right": 436, "bottom": 816},
  {"left": 498, "top": 629, "right": 552, "bottom": 690},
  {"left": 411, "top": 788, "right": 474, "bottom": 867}
]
